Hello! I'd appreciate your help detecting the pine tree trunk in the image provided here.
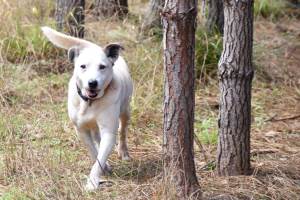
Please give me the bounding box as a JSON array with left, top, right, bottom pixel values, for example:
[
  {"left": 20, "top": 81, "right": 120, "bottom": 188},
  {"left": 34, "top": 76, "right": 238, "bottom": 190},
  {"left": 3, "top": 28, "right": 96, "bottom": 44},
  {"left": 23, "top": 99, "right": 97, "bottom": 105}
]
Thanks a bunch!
[
  {"left": 93, "top": 0, "right": 128, "bottom": 18},
  {"left": 206, "top": 0, "right": 224, "bottom": 34},
  {"left": 162, "top": 0, "right": 201, "bottom": 199},
  {"left": 217, "top": 0, "right": 254, "bottom": 176},
  {"left": 55, "top": 0, "right": 85, "bottom": 38},
  {"left": 141, "top": 0, "right": 164, "bottom": 32}
]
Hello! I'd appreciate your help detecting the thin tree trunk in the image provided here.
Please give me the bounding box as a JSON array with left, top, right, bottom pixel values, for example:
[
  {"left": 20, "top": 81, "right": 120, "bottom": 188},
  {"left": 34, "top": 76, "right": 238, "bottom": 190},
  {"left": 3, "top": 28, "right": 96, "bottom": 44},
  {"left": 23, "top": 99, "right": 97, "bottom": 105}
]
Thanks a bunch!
[
  {"left": 55, "top": 0, "right": 85, "bottom": 38},
  {"left": 93, "top": 0, "right": 128, "bottom": 18},
  {"left": 217, "top": 0, "right": 254, "bottom": 176},
  {"left": 162, "top": 0, "right": 201, "bottom": 199},
  {"left": 141, "top": 0, "right": 164, "bottom": 32},
  {"left": 206, "top": 0, "right": 224, "bottom": 34}
]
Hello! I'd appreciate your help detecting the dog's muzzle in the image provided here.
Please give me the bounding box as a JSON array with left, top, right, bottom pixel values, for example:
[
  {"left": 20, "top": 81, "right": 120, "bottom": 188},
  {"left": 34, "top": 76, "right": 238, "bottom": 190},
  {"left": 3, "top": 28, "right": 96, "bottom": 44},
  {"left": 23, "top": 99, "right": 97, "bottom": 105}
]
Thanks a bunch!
[
  {"left": 76, "top": 84, "right": 100, "bottom": 102},
  {"left": 86, "top": 89, "right": 99, "bottom": 98}
]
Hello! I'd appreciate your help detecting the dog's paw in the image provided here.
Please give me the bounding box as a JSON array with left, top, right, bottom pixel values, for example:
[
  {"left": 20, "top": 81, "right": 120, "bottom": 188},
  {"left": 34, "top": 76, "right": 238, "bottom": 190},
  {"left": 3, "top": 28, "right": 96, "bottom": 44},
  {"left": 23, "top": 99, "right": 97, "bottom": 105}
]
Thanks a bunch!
[
  {"left": 118, "top": 143, "right": 131, "bottom": 161},
  {"left": 118, "top": 151, "right": 131, "bottom": 161},
  {"left": 85, "top": 177, "right": 113, "bottom": 191},
  {"left": 122, "top": 154, "right": 131, "bottom": 161},
  {"left": 85, "top": 178, "right": 99, "bottom": 191}
]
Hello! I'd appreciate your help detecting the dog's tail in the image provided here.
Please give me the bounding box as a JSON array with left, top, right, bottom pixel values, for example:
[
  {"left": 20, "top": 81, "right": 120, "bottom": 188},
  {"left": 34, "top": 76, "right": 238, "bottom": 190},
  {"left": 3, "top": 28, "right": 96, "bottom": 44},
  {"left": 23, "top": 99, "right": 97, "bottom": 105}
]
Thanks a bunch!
[{"left": 41, "top": 26, "right": 94, "bottom": 49}]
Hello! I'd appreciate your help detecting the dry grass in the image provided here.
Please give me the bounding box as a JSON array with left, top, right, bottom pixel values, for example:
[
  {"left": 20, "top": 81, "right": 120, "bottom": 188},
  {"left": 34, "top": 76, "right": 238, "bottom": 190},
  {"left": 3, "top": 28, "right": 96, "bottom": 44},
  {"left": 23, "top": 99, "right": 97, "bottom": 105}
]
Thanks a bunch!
[{"left": 1, "top": 0, "right": 300, "bottom": 199}]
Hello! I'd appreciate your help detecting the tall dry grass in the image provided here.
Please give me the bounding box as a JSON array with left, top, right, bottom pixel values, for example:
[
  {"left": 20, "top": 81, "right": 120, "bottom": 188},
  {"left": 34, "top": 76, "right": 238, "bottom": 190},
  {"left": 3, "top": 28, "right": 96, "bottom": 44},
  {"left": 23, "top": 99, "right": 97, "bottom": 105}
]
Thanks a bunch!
[{"left": 0, "top": 0, "right": 299, "bottom": 199}]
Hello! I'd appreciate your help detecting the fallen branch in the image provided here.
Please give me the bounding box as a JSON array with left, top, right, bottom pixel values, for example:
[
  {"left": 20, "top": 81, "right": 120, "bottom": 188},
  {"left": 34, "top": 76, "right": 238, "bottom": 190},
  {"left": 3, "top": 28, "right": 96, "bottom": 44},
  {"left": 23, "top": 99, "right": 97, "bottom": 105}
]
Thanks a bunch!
[
  {"left": 251, "top": 149, "right": 277, "bottom": 157},
  {"left": 200, "top": 160, "right": 216, "bottom": 171},
  {"left": 265, "top": 114, "right": 300, "bottom": 122},
  {"left": 194, "top": 134, "right": 208, "bottom": 162}
]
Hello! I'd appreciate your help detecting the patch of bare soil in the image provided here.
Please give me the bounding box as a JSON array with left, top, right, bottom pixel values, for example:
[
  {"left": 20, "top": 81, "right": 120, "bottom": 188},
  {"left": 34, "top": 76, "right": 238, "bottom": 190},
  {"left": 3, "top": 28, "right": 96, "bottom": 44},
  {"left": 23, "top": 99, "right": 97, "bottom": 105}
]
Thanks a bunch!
[{"left": 254, "top": 18, "right": 300, "bottom": 86}]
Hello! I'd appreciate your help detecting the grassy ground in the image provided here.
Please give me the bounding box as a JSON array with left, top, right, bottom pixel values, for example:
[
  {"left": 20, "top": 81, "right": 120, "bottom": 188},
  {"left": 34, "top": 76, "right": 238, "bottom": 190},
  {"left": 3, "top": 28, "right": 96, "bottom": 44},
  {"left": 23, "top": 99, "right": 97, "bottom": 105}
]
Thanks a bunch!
[{"left": 0, "top": 0, "right": 300, "bottom": 199}]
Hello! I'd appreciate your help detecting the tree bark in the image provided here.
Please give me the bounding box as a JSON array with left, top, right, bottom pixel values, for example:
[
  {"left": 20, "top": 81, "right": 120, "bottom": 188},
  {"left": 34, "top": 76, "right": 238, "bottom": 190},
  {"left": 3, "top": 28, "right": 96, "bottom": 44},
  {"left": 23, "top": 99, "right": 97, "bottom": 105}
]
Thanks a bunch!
[
  {"left": 217, "top": 0, "right": 254, "bottom": 176},
  {"left": 93, "top": 0, "right": 128, "bottom": 18},
  {"left": 141, "top": 0, "right": 165, "bottom": 32},
  {"left": 206, "top": 0, "right": 224, "bottom": 34},
  {"left": 55, "top": 0, "right": 85, "bottom": 38},
  {"left": 162, "top": 0, "right": 201, "bottom": 199}
]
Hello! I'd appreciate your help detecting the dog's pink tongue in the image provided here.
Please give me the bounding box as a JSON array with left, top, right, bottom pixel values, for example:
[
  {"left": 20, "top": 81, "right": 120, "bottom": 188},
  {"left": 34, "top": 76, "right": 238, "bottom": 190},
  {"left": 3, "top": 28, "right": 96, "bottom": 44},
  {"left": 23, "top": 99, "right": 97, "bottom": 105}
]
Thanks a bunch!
[{"left": 86, "top": 90, "right": 97, "bottom": 98}]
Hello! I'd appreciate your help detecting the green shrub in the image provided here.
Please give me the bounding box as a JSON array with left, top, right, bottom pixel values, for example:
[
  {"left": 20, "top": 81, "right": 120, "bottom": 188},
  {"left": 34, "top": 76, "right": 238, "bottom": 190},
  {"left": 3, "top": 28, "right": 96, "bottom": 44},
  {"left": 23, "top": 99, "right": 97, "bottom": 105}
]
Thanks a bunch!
[
  {"left": 254, "top": 0, "right": 287, "bottom": 19},
  {"left": 1, "top": 187, "right": 31, "bottom": 200},
  {"left": 0, "top": 0, "right": 59, "bottom": 63},
  {"left": 195, "top": 28, "right": 222, "bottom": 80},
  {"left": 1, "top": 25, "right": 60, "bottom": 63},
  {"left": 195, "top": 118, "right": 218, "bottom": 145}
]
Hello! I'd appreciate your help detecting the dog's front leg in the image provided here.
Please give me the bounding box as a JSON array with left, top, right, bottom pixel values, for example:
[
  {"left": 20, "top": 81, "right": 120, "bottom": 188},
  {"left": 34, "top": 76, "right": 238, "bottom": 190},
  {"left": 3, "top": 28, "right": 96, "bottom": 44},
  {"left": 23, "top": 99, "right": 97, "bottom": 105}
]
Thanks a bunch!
[
  {"left": 85, "top": 108, "right": 119, "bottom": 191},
  {"left": 76, "top": 128, "right": 98, "bottom": 161}
]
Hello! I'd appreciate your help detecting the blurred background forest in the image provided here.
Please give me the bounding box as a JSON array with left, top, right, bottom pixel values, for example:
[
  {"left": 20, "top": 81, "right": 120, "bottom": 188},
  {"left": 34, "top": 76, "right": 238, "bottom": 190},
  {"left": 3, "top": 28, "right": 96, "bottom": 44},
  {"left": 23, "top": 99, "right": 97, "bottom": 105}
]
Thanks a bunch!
[{"left": 0, "top": 0, "right": 299, "bottom": 199}]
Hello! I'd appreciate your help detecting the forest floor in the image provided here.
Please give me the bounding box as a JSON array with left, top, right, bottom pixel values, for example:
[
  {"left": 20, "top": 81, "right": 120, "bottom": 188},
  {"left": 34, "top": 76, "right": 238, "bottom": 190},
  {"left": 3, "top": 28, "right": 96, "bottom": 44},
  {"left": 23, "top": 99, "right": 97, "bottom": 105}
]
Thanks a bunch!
[{"left": 0, "top": 1, "right": 300, "bottom": 200}]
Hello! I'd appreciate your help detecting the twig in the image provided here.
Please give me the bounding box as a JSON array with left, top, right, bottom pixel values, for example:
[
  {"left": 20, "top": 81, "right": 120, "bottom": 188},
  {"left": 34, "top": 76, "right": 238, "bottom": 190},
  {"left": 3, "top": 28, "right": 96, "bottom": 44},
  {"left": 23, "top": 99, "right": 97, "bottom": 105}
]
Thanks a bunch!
[
  {"left": 194, "top": 134, "right": 208, "bottom": 161},
  {"left": 251, "top": 149, "right": 277, "bottom": 157},
  {"left": 266, "top": 114, "right": 300, "bottom": 122},
  {"left": 264, "top": 114, "right": 277, "bottom": 122},
  {"left": 200, "top": 160, "right": 216, "bottom": 171}
]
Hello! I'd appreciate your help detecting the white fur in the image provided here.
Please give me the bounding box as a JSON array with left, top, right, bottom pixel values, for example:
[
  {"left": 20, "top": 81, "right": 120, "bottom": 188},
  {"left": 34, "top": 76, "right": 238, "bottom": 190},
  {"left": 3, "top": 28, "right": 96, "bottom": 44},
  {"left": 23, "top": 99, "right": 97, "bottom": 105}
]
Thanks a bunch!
[{"left": 42, "top": 27, "right": 133, "bottom": 191}]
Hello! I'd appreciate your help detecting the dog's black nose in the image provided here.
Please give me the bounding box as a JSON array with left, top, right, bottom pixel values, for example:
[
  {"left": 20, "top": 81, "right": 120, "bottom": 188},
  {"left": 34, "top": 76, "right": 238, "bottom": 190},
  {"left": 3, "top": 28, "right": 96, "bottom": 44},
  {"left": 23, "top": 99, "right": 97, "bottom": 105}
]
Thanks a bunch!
[{"left": 88, "top": 80, "right": 98, "bottom": 89}]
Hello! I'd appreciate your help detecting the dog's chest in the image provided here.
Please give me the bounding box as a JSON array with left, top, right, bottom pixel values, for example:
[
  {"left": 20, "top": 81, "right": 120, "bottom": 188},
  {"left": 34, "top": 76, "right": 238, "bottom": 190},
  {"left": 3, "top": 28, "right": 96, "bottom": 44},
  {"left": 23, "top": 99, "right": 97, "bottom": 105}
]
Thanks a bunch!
[{"left": 69, "top": 105, "right": 99, "bottom": 130}]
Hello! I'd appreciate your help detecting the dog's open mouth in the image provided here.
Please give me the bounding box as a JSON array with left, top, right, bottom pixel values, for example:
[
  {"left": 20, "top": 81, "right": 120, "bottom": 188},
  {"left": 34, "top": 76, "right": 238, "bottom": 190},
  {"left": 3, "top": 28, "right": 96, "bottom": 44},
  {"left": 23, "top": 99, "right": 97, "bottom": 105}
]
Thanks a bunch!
[{"left": 86, "top": 89, "right": 99, "bottom": 98}]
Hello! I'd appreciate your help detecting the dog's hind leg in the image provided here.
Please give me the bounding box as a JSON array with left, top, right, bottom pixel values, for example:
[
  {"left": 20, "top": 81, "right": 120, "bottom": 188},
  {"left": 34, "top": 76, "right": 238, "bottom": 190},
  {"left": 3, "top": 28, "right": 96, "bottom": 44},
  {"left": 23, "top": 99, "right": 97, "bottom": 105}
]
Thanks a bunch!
[{"left": 118, "top": 108, "right": 130, "bottom": 161}]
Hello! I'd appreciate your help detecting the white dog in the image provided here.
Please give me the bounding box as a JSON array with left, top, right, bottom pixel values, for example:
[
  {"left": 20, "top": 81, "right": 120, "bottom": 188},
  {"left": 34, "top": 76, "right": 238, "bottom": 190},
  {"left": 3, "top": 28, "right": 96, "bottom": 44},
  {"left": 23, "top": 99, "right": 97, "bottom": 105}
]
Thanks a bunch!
[{"left": 41, "top": 27, "right": 133, "bottom": 191}]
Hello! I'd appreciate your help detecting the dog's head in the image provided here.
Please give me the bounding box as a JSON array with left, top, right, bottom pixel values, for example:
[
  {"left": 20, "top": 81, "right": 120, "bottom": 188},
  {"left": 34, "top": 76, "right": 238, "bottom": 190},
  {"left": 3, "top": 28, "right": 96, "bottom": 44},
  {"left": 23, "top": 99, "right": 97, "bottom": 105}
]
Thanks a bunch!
[
  {"left": 41, "top": 27, "right": 123, "bottom": 100},
  {"left": 68, "top": 43, "right": 123, "bottom": 99}
]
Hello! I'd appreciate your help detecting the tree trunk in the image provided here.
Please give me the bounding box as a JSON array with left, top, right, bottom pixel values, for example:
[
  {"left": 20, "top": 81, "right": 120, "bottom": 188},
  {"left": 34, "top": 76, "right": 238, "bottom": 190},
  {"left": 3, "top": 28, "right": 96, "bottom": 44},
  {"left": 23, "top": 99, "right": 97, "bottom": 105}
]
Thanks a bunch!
[
  {"left": 206, "top": 0, "right": 224, "bottom": 34},
  {"left": 162, "top": 0, "right": 201, "bottom": 199},
  {"left": 217, "top": 0, "right": 254, "bottom": 176},
  {"left": 55, "top": 0, "right": 85, "bottom": 38},
  {"left": 141, "top": 0, "right": 165, "bottom": 32},
  {"left": 93, "top": 0, "right": 128, "bottom": 18}
]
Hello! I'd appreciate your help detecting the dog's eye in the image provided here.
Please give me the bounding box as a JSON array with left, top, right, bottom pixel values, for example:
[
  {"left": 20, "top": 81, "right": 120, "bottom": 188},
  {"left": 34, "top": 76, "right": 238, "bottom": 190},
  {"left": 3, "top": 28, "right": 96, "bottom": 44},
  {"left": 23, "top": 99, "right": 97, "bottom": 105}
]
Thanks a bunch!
[
  {"left": 99, "top": 65, "right": 106, "bottom": 70},
  {"left": 80, "top": 65, "right": 86, "bottom": 69}
]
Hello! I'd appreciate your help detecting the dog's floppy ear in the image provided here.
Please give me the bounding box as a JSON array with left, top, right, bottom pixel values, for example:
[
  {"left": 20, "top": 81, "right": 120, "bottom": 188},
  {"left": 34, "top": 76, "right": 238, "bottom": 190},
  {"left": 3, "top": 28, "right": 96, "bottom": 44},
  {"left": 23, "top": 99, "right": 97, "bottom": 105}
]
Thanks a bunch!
[
  {"left": 104, "top": 43, "right": 124, "bottom": 63},
  {"left": 68, "top": 47, "right": 80, "bottom": 63}
]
